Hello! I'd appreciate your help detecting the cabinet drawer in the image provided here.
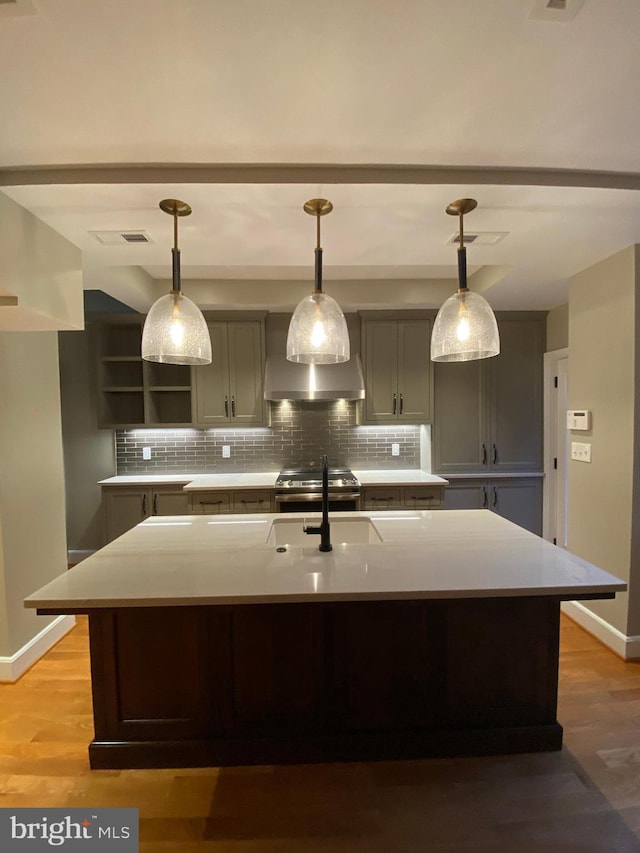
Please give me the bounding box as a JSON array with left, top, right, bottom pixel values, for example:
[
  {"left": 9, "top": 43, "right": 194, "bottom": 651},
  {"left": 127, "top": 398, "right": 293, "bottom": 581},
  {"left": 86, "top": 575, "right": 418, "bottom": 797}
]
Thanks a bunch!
[
  {"left": 402, "top": 486, "right": 443, "bottom": 508},
  {"left": 232, "top": 490, "right": 273, "bottom": 513},
  {"left": 363, "top": 488, "right": 403, "bottom": 510},
  {"left": 189, "top": 491, "right": 231, "bottom": 514}
]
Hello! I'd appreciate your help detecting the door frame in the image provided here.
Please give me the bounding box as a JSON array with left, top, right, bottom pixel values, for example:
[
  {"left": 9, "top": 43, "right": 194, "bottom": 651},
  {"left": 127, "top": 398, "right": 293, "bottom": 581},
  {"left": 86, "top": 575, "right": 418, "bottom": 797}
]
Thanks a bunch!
[{"left": 543, "top": 347, "right": 569, "bottom": 543}]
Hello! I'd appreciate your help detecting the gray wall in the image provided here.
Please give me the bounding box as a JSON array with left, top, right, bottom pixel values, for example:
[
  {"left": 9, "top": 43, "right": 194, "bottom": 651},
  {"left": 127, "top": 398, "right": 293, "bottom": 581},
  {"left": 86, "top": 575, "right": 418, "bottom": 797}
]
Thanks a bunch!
[
  {"left": 59, "top": 325, "right": 115, "bottom": 551},
  {"left": 546, "top": 304, "right": 569, "bottom": 352},
  {"left": 567, "top": 247, "right": 639, "bottom": 637},
  {"left": 116, "top": 401, "right": 421, "bottom": 473},
  {"left": 0, "top": 332, "right": 68, "bottom": 656}
]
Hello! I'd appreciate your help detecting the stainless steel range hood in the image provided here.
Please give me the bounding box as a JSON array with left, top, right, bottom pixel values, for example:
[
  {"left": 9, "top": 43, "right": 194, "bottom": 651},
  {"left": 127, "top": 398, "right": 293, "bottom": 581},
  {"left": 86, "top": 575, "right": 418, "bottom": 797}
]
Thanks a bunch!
[
  {"left": 264, "top": 353, "right": 365, "bottom": 401},
  {"left": 264, "top": 313, "right": 365, "bottom": 401}
]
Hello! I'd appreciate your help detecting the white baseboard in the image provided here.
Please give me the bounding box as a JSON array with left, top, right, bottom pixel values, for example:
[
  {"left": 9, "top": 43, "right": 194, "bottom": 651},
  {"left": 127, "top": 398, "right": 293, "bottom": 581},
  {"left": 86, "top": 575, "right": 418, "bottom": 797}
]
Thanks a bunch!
[
  {"left": 562, "top": 601, "right": 640, "bottom": 660},
  {"left": 0, "top": 615, "right": 76, "bottom": 682},
  {"left": 67, "top": 549, "right": 96, "bottom": 564}
]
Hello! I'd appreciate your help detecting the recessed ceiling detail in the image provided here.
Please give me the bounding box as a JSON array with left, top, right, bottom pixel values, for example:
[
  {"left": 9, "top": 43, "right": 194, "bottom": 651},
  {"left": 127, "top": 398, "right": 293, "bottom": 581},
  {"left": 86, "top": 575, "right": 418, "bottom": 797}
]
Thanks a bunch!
[
  {"left": 448, "top": 232, "right": 508, "bottom": 247},
  {"left": 89, "top": 230, "right": 152, "bottom": 245}
]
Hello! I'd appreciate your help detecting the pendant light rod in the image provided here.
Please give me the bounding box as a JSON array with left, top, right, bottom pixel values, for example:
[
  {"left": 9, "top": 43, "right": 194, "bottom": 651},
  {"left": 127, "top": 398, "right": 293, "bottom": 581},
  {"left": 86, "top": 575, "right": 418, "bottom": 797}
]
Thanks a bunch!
[
  {"left": 304, "top": 198, "right": 333, "bottom": 295},
  {"left": 159, "top": 198, "right": 192, "bottom": 294},
  {"left": 446, "top": 198, "right": 477, "bottom": 293}
]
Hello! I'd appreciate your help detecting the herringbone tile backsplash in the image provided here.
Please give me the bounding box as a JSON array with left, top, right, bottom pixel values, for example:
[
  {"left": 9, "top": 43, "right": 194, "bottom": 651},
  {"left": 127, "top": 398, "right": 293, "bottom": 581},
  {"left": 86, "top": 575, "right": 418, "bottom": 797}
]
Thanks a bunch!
[{"left": 116, "top": 401, "right": 423, "bottom": 474}]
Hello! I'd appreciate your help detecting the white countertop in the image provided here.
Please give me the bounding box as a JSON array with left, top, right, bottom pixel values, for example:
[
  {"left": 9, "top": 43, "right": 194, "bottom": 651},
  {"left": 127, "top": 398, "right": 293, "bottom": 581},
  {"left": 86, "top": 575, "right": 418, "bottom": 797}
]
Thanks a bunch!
[
  {"left": 353, "top": 470, "right": 448, "bottom": 486},
  {"left": 25, "top": 510, "right": 625, "bottom": 610},
  {"left": 100, "top": 470, "right": 447, "bottom": 489}
]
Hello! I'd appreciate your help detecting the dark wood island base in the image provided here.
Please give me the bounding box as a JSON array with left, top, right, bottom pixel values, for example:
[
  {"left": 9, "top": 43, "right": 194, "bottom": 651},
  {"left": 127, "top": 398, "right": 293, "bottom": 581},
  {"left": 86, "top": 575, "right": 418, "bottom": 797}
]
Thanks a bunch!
[{"left": 78, "top": 596, "right": 566, "bottom": 769}]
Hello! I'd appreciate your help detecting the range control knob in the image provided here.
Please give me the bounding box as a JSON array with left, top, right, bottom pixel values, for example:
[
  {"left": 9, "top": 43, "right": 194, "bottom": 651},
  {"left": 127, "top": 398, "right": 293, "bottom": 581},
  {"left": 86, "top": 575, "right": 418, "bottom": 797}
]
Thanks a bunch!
[{"left": 288, "top": 480, "right": 294, "bottom": 487}]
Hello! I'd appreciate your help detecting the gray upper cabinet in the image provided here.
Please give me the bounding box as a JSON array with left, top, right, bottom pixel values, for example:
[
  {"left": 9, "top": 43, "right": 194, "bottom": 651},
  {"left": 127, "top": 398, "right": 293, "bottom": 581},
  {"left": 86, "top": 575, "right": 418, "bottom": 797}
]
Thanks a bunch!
[
  {"left": 194, "top": 318, "right": 268, "bottom": 427},
  {"left": 360, "top": 317, "right": 433, "bottom": 424},
  {"left": 433, "top": 314, "right": 544, "bottom": 474}
]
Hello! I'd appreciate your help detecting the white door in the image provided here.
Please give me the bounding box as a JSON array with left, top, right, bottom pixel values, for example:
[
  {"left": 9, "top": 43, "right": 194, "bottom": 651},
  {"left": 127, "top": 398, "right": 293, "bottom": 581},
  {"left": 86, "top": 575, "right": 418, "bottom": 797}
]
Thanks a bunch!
[{"left": 543, "top": 349, "right": 569, "bottom": 547}]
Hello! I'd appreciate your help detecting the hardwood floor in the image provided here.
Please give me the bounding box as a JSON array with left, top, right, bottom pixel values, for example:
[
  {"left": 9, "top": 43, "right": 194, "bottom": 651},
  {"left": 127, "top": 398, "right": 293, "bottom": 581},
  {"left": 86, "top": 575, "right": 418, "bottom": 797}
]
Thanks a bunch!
[{"left": 1, "top": 615, "right": 639, "bottom": 851}]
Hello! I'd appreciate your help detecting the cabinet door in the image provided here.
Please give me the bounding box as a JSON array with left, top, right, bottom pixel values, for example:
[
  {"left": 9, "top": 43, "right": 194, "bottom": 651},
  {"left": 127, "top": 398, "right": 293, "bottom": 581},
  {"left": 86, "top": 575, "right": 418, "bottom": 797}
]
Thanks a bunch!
[
  {"left": 194, "top": 323, "right": 230, "bottom": 425},
  {"left": 103, "top": 488, "right": 149, "bottom": 543},
  {"left": 231, "top": 490, "right": 273, "bottom": 513},
  {"left": 402, "top": 486, "right": 444, "bottom": 509},
  {"left": 440, "top": 480, "right": 487, "bottom": 510},
  {"left": 227, "top": 321, "right": 266, "bottom": 426},
  {"left": 363, "top": 321, "right": 398, "bottom": 422},
  {"left": 433, "top": 359, "right": 489, "bottom": 473},
  {"left": 189, "top": 491, "right": 231, "bottom": 514},
  {"left": 490, "top": 478, "right": 543, "bottom": 535},
  {"left": 362, "top": 487, "right": 403, "bottom": 510},
  {"left": 489, "top": 318, "right": 543, "bottom": 472},
  {"left": 397, "top": 320, "right": 432, "bottom": 422},
  {"left": 152, "top": 489, "right": 190, "bottom": 516}
]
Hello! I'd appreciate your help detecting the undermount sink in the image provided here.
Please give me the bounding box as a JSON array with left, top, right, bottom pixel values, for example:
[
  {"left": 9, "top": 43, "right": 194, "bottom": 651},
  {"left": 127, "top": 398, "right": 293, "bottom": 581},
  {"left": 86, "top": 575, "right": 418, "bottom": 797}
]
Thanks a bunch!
[{"left": 267, "top": 516, "right": 383, "bottom": 547}]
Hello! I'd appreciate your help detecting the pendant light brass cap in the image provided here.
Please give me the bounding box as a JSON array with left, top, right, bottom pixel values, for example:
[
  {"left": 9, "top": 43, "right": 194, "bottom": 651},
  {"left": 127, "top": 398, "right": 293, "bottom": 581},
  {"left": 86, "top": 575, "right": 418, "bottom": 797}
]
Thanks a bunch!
[
  {"left": 159, "top": 199, "right": 192, "bottom": 217},
  {"left": 304, "top": 198, "right": 333, "bottom": 217},
  {"left": 446, "top": 198, "right": 477, "bottom": 217}
]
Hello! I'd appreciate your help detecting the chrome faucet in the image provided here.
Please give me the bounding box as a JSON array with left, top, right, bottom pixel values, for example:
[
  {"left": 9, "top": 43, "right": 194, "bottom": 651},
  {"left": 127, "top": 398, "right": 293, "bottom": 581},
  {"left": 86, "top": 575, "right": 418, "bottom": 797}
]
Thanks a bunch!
[{"left": 303, "top": 454, "right": 332, "bottom": 552}]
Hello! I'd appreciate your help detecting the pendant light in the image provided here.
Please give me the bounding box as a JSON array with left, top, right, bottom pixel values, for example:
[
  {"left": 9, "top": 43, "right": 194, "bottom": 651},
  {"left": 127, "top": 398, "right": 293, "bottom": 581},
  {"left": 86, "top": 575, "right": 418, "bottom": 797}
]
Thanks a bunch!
[
  {"left": 431, "top": 198, "right": 500, "bottom": 362},
  {"left": 286, "top": 198, "right": 350, "bottom": 364},
  {"left": 141, "top": 199, "right": 212, "bottom": 365}
]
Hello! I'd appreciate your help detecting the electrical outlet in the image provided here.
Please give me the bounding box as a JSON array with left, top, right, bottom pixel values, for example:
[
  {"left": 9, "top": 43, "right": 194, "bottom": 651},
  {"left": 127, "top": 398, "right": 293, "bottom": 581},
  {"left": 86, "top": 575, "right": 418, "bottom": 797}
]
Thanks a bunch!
[
  {"left": 391, "top": 443, "right": 400, "bottom": 457},
  {"left": 142, "top": 446, "right": 151, "bottom": 461},
  {"left": 222, "top": 445, "right": 231, "bottom": 458},
  {"left": 571, "top": 442, "right": 592, "bottom": 463}
]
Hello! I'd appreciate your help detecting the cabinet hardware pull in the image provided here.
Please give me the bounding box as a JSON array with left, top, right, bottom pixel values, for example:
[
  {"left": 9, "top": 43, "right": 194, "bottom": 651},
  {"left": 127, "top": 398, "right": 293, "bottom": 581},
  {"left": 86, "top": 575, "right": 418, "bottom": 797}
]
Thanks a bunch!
[
  {"left": 483, "top": 486, "right": 488, "bottom": 507},
  {"left": 224, "top": 396, "right": 229, "bottom": 417},
  {"left": 392, "top": 393, "right": 397, "bottom": 415},
  {"left": 493, "top": 444, "right": 498, "bottom": 465},
  {"left": 200, "top": 500, "right": 222, "bottom": 505},
  {"left": 482, "top": 444, "right": 487, "bottom": 465},
  {"left": 142, "top": 494, "right": 147, "bottom": 516},
  {"left": 153, "top": 494, "right": 158, "bottom": 515},
  {"left": 400, "top": 393, "right": 404, "bottom": 415},
  {"left": 231, "top": 396, "right": 236, "bottom": 417},
  {"left": 493, "top": 487, "right": 498, "bottom": 508}
]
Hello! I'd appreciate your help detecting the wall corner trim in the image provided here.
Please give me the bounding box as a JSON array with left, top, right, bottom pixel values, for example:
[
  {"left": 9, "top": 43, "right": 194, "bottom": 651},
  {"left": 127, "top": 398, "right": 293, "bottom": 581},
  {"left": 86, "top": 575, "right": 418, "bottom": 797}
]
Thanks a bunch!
[
  {"left": 0, "top": 615, "right": 76, "bottom": 682},
  {"left": 562, "top": 601, "right": 640, "bottom": 660}
]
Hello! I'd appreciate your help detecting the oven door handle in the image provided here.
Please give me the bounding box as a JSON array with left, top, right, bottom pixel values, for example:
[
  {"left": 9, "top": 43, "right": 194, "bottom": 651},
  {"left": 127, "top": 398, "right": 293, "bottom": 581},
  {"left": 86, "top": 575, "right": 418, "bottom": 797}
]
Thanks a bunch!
[{"left": 274, "top": 491, "right": 361, "bottom": 504}]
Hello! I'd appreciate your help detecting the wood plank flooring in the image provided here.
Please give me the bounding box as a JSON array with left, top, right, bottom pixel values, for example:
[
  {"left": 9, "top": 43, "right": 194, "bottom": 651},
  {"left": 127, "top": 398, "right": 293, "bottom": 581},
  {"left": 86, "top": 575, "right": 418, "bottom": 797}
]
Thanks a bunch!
[{"left": 1, "top": 615, "right": 639, "bottom": 851}]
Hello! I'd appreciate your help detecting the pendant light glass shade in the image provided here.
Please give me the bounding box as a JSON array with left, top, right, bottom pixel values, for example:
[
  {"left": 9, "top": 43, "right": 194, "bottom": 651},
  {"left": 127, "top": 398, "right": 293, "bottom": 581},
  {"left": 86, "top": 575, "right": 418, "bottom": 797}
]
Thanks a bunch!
[
  {"left": 142, "top": 198, "right": 212, "bottom": 366},
  {"left": 430, "top": 197, "right": 500, "bottom": 363},
  {"left": 431, "top": 290, "right": 500, "bottom": 362},
  {"left": 287, "top": 198, "right": 350, "bottom": 365},
  {"left": 141, "top": 290, "right": 212, "bottom": 365},
  {"left": 287, "top": 292, "right": 350, "bottom": 364}
]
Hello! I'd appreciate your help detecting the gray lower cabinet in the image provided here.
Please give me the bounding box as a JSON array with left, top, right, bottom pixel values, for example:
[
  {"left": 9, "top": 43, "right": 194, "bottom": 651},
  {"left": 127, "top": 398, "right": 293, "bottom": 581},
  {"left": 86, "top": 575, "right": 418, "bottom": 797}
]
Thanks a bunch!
[
  {"left": 362, "top": 485, "right": 444, "bottom": 511},
  {"left": 189, "top": 489, "right": 274, "bottom": 514},
  {"left": 441, "top": 478, "right": 543, "bottom": 535},
  {"left": 433, "top": 314, "right": 544, "bottom": 474},
  {"left": 103, "top": 486, "right": 190, "bottom": 543}
]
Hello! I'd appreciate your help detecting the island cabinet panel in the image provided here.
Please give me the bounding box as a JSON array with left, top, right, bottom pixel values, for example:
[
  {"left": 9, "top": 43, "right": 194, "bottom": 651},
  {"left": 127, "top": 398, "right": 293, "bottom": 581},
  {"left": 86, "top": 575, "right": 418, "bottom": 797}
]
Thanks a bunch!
[
  {"left": 87, "top": 597, "right": 563, "bottom": 769},
  {"left": 441, "top": 478, "right": 543, "bottom": 535},
  {"left": 330, "top": 601, "right": 445, "bottom": 731},
  {"left": 227, "top": 605, "right": 325, "bottom": 734},
  {"left": 444, "top": 598, "right": 560, "bottom": 729}
]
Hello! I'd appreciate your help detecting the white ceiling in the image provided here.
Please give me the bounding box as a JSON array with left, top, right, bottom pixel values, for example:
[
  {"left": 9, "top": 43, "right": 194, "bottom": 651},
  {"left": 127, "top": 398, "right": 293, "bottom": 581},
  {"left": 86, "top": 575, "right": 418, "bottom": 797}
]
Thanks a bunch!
[{"left": 2, "top": 0, "right": 640, "bottom": 312}]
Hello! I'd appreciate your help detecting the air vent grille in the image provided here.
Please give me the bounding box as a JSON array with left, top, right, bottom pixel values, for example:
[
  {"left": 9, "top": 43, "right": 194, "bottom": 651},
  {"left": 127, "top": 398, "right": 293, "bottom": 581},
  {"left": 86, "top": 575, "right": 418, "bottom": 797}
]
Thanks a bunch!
[
  {"left": 89, "top": 230, "right": 153, "bottom": 246},
  {"left": 448, "top": 232, "right": 508, "bottom": 246}
]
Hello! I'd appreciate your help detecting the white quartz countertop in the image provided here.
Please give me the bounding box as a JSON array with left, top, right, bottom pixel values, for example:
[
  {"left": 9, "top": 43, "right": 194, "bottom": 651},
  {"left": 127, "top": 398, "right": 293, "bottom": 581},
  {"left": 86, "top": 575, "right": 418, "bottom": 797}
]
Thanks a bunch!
[
  {"left": 99, "top": 473, "right": 280, "bottom": 489},
  {"left": 25, "top": 510, "right": 625, "bottom": 611},
  {"left": 353, "top": 470, "right": 448, "bottom": 485},
  {"left": 99, "top": 471, "right": 447, "bottom": 489}
]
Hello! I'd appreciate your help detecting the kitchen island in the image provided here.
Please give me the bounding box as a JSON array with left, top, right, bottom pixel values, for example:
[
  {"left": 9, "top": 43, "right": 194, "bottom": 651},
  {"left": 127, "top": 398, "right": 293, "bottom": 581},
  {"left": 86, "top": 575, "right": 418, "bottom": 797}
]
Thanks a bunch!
[{"left": 26, "top": 510, "right": 624, "bottom": 769}]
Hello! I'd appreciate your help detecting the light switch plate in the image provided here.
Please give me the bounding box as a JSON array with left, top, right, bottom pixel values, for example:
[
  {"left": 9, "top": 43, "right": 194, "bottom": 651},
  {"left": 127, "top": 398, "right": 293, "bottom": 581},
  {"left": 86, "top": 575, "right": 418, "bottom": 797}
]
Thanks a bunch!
[
  {"left": 222, "top": 445, "right": 231, "bottom": 458},
  {"left": 391, "top": 443, "right": 400, "bottom": 456},
  {"left": 142, "top": 446, "right": 151, "bottom": 461},
  {"left": 571, "top": 442, "right": 592, "bottom": 463}
]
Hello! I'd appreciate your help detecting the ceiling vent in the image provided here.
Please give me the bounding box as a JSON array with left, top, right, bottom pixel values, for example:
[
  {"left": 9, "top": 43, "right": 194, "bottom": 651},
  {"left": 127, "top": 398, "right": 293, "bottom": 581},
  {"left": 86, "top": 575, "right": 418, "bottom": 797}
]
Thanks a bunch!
[
  {"left": 529, "top": 0, "right": 584, "bottom": 21},
  {"left": 89, "top": 230, "right": 153, "bottom": 245},
  {"left": 448, "top": 232, "right": 508, "bottom": 246}
]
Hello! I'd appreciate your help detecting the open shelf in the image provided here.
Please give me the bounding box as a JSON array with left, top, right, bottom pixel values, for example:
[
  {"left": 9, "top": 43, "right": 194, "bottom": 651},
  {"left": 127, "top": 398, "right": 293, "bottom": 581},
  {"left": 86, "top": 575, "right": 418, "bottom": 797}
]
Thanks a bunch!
[
  {"left": 147, "top": 390, "right": 192, "bottom": 425},
  {"left": 101, "top": 359, "right": 144, "bottom": 388},
  {"left": 145, "top": 361, "right": 192, "bottom": 389},
  {"left": 100, "top": 391, "right": 145, "bottom": 427}
]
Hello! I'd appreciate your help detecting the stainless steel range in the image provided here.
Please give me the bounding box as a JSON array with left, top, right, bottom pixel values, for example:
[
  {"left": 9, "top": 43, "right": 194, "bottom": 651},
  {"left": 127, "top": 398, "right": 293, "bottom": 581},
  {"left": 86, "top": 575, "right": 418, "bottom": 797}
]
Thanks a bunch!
[{"left": 274, "top": 466, "right": 360, "bottom": 513}]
